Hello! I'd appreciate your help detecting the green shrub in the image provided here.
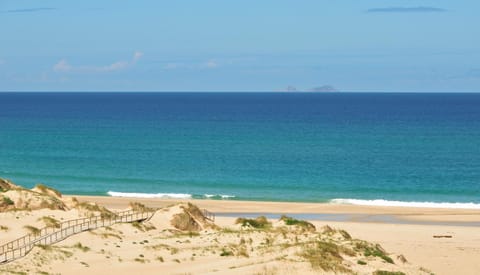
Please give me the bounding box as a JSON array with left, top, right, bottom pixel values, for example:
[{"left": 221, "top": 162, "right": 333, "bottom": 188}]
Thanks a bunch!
[
  {"left": 2, "top": 196, "right": 14, "bottom": 205},
  {"left": 220, "top": 248, "right": 234, "bottom": 256},
  {"left": 279, "top": 215, "right": 316, "bottom": 231},
  {"left": 235, "top": 216, "right": 271, "bottom": 229},
  {"left": 363, "top": 244, "right": 394, "bottom": 264},
  {"left": 299, "top": 241, "right": 352, "bottom": 273}
]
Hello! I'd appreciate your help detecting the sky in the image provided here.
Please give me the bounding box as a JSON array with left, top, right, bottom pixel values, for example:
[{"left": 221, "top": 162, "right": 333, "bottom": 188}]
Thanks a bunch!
[{"left": 0, "top": 0, "right": 479, "bottom": 92}]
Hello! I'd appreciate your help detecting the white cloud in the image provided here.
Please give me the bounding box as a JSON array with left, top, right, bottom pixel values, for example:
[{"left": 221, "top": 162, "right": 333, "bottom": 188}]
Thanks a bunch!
[
  {"left": 99, "top": 61, "right": 129, "bottom": 72},
  {"left": 133, "top": 51, "right": 143, "bottom": 63},
  {"left": 53, "top": 51, "right": 143, "bottom": 73},
  {"left": 163, "top": 59, "right": 219, "bottom": 70},
  {"left": 53, "top": 59, "right": 72, "bottom": 72},
  {"left": 203, "top": 60, "right": 218, "bottom": 69}
]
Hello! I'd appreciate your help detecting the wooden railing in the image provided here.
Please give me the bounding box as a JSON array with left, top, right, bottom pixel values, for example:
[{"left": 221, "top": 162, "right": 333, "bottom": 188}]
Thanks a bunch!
[
  {"left": 0, "top": 209, "right": 156, "bottom": 264},
  {"left": 203, "top": 209, "right": 215, "bottom": 222}
]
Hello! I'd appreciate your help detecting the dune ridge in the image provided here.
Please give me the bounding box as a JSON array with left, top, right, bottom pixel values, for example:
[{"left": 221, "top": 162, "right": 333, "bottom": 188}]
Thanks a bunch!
[{"left": 0, "top": 179, "right": 431, "bottom": 274}]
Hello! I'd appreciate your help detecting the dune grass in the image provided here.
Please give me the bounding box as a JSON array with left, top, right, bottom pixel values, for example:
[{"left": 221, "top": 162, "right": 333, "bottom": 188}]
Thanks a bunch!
[
  {"left": 220, "top": 248, "right": 234, "bottom": 256},
  {"left": 78, "top": 202, "right": 117, "bottom": 219},
  {"left": 72, "top": 242, "right": 90, "bottom": 252},
  {"left": 2, "top": 196, "right": 14, "bottom": 206},
  {"left": 131, "top": 221, "right": 156, "bottom": 232},
  {"left": 95, "top": 232, "right": 122, "bottom": 240},
  {"left": 358, "top": 242, "right": 394, "bottom": 264},
  {"left": 38, "top": 216, "right": 61, "bottom": 229},
  {"left": 299, "top": 240, "right": 353, "bottom": 274},
  {"left": 24, "top": 225, "right": 41, "bottom": 235},
  {"left": 373, "top": 271, "right": 406, "bottom": 275},
  {"left": 34, "top": 184, "right": 61, "bottom": 197},
  {"left": 279, "top": 215, "right": 316, "bottom": 231},
  {"left": 235, "top": 216, "right": 271, "bottom": 229},
  {"left": 129, "top": 202, "right": 154, "bottom": 212},
  {"left": 171, "top": 212, "right": 199, "bottom": 231}
]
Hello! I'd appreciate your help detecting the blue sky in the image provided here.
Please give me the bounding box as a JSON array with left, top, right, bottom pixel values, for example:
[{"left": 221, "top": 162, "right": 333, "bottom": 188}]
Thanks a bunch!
[{"left": 0, "top": 0, "right": 479, "bottom": 92}]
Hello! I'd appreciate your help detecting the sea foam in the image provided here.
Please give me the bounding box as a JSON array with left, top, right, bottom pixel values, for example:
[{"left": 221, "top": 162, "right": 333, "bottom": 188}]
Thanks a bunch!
[
  {"left": 204, "top": 194, "right": 236, "bottom": 199},
  {"left": 107, "top": 191, "right": 235, "bottom": 200},
  {"left": 107, "top": 191, "right": 192, "bottom": 199},
  {"left": 330, "top": 198, "right": 480, "bottom": 209}
]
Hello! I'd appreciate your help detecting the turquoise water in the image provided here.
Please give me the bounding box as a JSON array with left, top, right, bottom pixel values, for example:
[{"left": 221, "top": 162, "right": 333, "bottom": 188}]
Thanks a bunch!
[{"left": 1, "top": 92, "right": 479, "bottom": 206}]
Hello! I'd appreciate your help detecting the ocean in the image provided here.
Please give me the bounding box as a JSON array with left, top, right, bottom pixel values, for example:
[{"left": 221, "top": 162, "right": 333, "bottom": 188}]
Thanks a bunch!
[{"left": 1, "top": 92, "right": 479, "bottom": 208}]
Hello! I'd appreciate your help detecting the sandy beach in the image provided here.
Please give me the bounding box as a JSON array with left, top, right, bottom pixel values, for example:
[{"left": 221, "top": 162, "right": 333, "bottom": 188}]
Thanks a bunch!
[
  {"left": 76, "top": 195, "right": 480, "bottom": 274},
  {"left": 1, "top": 184, "right": 478, "bottom": 275}
]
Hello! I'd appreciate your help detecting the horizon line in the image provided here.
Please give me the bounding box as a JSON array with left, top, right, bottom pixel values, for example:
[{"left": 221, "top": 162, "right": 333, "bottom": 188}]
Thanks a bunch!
[{"left": 1, "top": 91, "right": 479, "bottom": 94}]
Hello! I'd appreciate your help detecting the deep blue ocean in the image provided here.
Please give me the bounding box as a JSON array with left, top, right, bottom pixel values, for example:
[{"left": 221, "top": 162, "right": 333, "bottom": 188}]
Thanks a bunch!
[{"left": 1, "top": 92, "right": 479, "bottom": 207}]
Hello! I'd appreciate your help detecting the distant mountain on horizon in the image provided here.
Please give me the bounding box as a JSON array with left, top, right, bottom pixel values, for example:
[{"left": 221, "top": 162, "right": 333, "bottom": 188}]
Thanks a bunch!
[{"left": 282, "top": 85, "right": 339, "bottom": 92}]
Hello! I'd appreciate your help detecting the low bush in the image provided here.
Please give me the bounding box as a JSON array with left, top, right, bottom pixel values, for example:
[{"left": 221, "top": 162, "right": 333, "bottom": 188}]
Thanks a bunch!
[{"left": 235, "top": 216, "right": 271, "bottom": 229}]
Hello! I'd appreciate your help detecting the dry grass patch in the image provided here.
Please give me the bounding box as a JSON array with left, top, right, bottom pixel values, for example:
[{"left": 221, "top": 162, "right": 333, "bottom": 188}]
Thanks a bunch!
[
  {"left": 35, "top": 244, "right": 74, "bottom": 261},
  {"left": 235, "top": 216, "right": 271, "bottom": 229},
  {"left": 39, "top": 216, "right": 61, "bottom": 228},
  {"left": 77, "top": 202, "right": 117, "bottom": 219},
  {"left": 131, "top": 221, "right": 156, "bottom": 232},
  {"left": 72, "top": 242, "right": 90, "bottom": 252},
  {"left": 355, "top": 241, "right": 394, "bottom": 264},
  {"left": 89, "top": 230, "right": 122, "bottom": 240},
  {"left": 146, "top": 243, "right": 179, "bottom": 255},
  {"left": 172, "top": 231, "right": 200, "bottom": 238},
  {"left": 373, "top": 271, "right": 406, "bottom": 275},
  {"left": 24, "top": 225, "right": 41, "bottom": 235},
  {"left": 171, "top": 212, "right": 200, "bottom": 231},
  {"left": 299, "top": 240, "right": 353, "bottom": 274},
  {"left": 34, "top": 184, "right": 62, "bottom": 197},
  {"left": 156, "top": 256, "right": 164, "bottom": 262},
  {"left": 129, "top": 202, "right": 155, "bottom": 212},
  {"left": 279, "top": 215, "right": 316, "bottom": 232},
  {"left": 171, "top": 203, "right": 212, "bottom": 231}
]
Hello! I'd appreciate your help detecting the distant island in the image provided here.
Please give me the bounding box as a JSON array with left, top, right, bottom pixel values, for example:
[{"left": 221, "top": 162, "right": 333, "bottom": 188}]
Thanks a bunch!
[
  {"left": 309, "top": 85, "right": 339, "bottom": 92},
  {"left": 283, "top": 85, "right": 339, "bottom": 92}
]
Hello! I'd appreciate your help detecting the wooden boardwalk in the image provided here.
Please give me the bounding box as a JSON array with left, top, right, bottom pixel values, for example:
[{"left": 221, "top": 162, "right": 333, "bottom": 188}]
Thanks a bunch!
[
  {"left": 0, "top": 209, "right": 156, "bottom": 264},
  {"left": 202, "top": 209, "right": 215, "bottom": 222}
]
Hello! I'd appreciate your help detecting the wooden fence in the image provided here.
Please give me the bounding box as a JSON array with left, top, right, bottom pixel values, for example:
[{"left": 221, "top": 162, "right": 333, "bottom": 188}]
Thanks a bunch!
[
  {"left": 202, "top": 209, "right": 215, "bottom": 222},
  {"left": 0, "top": 209, "right": 155, "bottom": 264}
]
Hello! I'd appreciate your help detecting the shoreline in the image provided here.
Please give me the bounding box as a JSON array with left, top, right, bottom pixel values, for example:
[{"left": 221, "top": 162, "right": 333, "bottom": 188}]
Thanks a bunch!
[
  {"left": 74, "top": 195, "right": 480, "bottom": 226},
  {"left": 1, "top": 188, "right": 479, "bottom": 274},
  {"left": 73, "top": 194, "right": 480, "bottom": 274}
]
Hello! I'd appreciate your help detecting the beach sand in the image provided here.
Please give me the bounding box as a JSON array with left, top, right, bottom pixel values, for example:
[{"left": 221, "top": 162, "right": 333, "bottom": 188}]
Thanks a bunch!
[
  {"left": 1, "top": 195, "right": 479, "bottom": 275},
  {"left": 78, "top": 196, "right": 480, "bottom": 275}
]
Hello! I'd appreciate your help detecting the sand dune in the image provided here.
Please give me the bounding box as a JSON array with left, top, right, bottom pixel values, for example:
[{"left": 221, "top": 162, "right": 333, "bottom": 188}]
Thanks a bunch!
[{"left": 1, "top": 180, "right": 479, "bottom": 274}]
